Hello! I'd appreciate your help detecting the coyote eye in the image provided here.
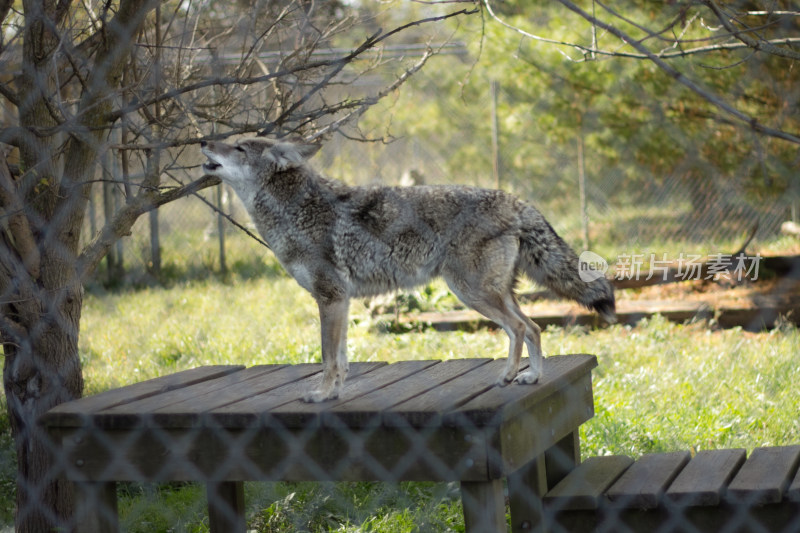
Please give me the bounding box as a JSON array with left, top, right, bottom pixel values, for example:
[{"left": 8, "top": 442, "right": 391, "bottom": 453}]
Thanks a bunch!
[{"left": 234, "top": 146, "right": 245, "bottom": 152}]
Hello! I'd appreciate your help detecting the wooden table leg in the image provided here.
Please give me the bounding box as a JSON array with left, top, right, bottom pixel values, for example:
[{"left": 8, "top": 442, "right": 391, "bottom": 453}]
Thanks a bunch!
[
  {"left": 461, "top": 479, "right": 507, "bottom": 532},
  {"left": 544, "top": 430, "right": 581, "bottom": 489},
  {"left": 508, "top": 430, "right": 581, "bottom": 532},
  {"left": 208, "top": 481, "right": 246, "bottom": 533},
  {"left": 74, "top": 481, "right": 119, "bottom": 533},
  {"left": 508, "top": 454, "right": 547, "bottom": 532}
]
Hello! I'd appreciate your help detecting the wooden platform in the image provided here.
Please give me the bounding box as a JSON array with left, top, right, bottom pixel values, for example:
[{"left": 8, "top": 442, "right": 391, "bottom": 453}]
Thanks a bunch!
[
  {"left": 42, "top": 354, "right": 598, "bottom": 533},
  {"left": 544, "top": 446, "right": 800, "bottom": 532}
]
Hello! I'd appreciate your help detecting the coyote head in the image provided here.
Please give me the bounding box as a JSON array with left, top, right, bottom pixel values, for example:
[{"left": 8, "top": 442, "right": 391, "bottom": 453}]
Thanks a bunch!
[{"left": 200, "top": 137, "right": 321, "bottom": 185}]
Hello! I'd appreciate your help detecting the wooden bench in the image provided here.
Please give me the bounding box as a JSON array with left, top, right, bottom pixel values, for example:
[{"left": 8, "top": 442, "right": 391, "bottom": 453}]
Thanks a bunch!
[
  {"left": 41, "top": 354, "right": 598, "bottom": 532},
  {"left": 544, "top": 446, "right": 800, "bottom": 532}
]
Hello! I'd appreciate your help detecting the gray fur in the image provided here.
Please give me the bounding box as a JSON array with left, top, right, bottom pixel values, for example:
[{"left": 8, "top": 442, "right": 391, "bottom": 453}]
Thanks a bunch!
[{"left": 201, "top": 137, "right": 615, "bottom": 402}]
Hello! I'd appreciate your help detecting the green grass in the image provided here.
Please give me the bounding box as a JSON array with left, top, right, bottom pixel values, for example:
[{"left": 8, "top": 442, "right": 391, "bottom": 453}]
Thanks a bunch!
[{"left": 2, "top": 255, "right": 800, "bottom": 531}]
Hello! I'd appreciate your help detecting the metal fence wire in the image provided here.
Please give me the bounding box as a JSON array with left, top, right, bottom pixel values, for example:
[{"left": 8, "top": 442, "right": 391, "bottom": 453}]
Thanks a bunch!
[
  {"left": 3, "top": 1, "right": 800, "bottom": 532},
  {"left": 35, "top": 357, "right": 800, "bottom": 532},
  {"left": 85, "top": 66, "right": 797, "bottom": 285},
  {"left": 85, "top": 128, "right": 795, "bottom": 287}
]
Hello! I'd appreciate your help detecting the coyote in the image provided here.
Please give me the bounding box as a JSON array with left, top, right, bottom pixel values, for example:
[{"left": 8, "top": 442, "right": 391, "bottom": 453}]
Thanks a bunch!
[{"left": 201, "top": 137, "right": 615, "bottom": 402}]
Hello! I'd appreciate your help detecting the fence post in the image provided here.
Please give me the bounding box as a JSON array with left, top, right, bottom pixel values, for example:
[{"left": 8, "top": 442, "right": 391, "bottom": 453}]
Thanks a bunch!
[
  {"left": 149, "top": 5, "right": 163, "bottom": 279},
  {"left": 217, "top": 184, "right": 227, "bottom": 275},
  {"left": 491, "top": 79, "right": 501, "bottom": 190},
  {"left": 111, "top": 132, "right": 125, "bottom": 280},
  {"left": 102, "top": 149, "right": 121, "bottom": 284},
  {"left": 577, "top": 131, "right": 590, "bottom": 251}
]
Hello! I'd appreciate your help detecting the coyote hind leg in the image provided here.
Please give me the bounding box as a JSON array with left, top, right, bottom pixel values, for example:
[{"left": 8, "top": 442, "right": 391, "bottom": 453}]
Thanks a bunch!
[
  {"left": 511, "top": 301, "right": 543, "bottom": 384},
  {"left": 444, "top": 276, "right": 537, "bottom": 386},
  {"left": 495, "top": 292, "right": 543, "bottom": 385}
]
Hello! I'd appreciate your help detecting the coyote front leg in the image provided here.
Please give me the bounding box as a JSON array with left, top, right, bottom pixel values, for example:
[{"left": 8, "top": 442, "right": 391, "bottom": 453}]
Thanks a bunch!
[{"left": 304, "top": 299, "right": 350, "bottom": 403}]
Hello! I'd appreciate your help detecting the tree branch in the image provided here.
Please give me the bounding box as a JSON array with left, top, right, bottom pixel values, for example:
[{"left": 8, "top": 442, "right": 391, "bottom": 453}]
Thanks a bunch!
[
  {"left": 76, "top": 174, "right": 221, "bottom": 279},
  {"left": 0, "top": 309, "right": 27, "bottom": 348},
  {"left": 483, "top": 0, "right": 800, "bottom": 62},
  {"left": 0, "top": 149, "right": 40, "bottom": 280},
  {"left": 107, "top": 7, "right": 477, "bottom": 126},
  {"left": 549, "top": 0, "right": 800, "bottom": 145},
  {"left": 308, "top": 46, "right": 436, "bottom": 141},
  {"left": 0, "top": 82, "right": 19, "bottom": 107},
  {"left": 704, "top": 0, "right": 800, "bottom": 61}
]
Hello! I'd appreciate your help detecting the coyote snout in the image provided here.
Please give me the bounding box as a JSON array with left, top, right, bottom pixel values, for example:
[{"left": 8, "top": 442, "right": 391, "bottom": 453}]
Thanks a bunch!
[{"left": 201, "top": 137, "right": 615, "bottom": 402}]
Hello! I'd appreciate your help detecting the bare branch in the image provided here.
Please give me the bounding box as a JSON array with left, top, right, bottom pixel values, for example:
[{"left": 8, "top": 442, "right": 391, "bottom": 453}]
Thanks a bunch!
[
  {"left": 483, "top": 0, "right": 800, "bottom": 62},
  {"left": 308, "top": 46, "right": 437, "bottom": 142},
  {"left": 0, "top": 82, "right": 19, "bottom": 107},
  {"left": 108, "top": 6, "right": 477, "bottom": 126},
  {"left": 0, "top": 0, "right": 16, "bottom": 60},
  {"left": 548, "top": 0, "right": 800, "bottom": 145},
  {"left": 186, "top": 185, "right": 270, "bottom": 249},
  {"left": 76, "top": 173, "right": 221, "bottom": 279},
  {"left": 0, "top": 0, "right": 12, "bottom": 28},
  {"left": 704, "top": 0, "right": 800, "bottom": 61}
]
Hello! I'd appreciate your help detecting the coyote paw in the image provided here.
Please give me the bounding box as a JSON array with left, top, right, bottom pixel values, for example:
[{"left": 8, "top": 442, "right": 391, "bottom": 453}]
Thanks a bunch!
[
  {"left": 514, "top": 370, "right": 541, "bottom": 385},
  {"left": 302, "top": 388, "right": 339, "bottom": 403},
  {"left": 495, "top": 371, "right": 514, "bottom": 387}
]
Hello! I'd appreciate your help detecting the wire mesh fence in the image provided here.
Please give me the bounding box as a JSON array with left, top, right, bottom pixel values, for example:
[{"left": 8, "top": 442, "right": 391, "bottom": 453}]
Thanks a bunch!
[
  {"left": 85, "top": 117, "right": 798, "bottom": 288},
  {"left": 3, "top": 1, "right": 800, "bottom": 531},
  {"left": 35, "top": 356, "right": 800, "bottom": 533},
  {"left": 82, "top": 60, "right": 799, "bottom": 287}
]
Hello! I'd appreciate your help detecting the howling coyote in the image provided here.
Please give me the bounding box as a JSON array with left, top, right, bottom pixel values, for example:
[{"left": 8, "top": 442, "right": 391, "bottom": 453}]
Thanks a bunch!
[{"left": 201, "top": 137, "right": 615, "bottom": 402}]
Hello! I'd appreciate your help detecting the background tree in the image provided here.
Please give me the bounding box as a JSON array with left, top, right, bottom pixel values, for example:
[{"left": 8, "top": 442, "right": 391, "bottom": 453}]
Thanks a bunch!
[{"left": 0, "top": 1, "right": 475, "bottom": 530}]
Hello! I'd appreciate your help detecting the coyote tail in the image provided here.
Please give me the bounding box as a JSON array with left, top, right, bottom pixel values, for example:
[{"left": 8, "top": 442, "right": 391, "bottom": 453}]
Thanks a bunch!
[{"left": 518, "top": 219, "right": 616, "bottom": 323}]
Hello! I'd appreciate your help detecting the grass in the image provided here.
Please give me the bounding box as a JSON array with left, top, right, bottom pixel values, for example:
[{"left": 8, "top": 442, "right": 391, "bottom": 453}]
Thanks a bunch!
[{"left": 2, "top": 252, "right": 800, "bottom": 531}]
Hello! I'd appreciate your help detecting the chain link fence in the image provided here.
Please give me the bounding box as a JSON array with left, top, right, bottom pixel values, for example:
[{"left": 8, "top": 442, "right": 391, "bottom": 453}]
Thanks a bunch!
[
  {"left": 3, "top": 1, "right": 800, "bottom": 531},
  {"left": 85, "top": 145, "right": 798, "bottom": 288},
  {"left": 85, "top": 64, "right": 799, "bottom": 286},
  {"left": 33, "top": 356, "right": 800, "bottom": 533}
]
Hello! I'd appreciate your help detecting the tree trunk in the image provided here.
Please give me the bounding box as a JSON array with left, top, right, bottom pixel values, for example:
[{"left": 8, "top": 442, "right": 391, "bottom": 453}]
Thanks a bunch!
[{"left": 3, "top": 278, "right": 84, "bottom": 532}]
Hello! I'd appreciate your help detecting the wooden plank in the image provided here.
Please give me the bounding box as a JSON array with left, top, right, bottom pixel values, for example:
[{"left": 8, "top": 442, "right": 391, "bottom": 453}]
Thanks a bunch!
[
  {"left": 385, "top": 358, "right": 517, "bottom": 427},
  {"left": 665, "top": 448, "right": 746, "bottom": 506},
  {"left": 314, "top": 359, "right": 493, "bottom": 428},
  {"left": 90, "top": 364, "right": 319, "bottom": 429},
  {"left": 544, "top": 455, "right": 634, "bottom": 511},
  {"left": 145, "top": 364, "right": 324, "bottom": 427},
  {"left": 209, "top": 362, "right": 386, "bottom": 428},
  {"left": 58, "top": 423, "right": 491, "bottom": 483},
  {"left": 40, "top": 366, "right": 245, "bottom": 427},
  {"left": 51, "top": 356, "right": 599, "bottom": 486},
  {"left": 606, "top": 451, "right": 691, "bottom": 509},
  {"left": 450, "top": 354, "right": 598, "bottom": 427},
  {"left": 726, "top": 445, "right": 800, "bottom": 505},
  {"left": 461, "top": 479, "right": 507, "bottom": 532},
  {"left": 266, "top": 360, "right": 441, "bottom": 428},
  {"left": 104, "top": 365, "right": 286, "bottom": 414}
]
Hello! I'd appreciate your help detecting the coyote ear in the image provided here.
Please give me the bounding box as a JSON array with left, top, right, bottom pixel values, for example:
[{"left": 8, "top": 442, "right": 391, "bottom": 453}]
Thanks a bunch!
[
  {"left": 294, "top": 142, "right": 322, "bottom": 160},
  {"left": 264, "top": 142, "right": 322, "bottom": 171}
]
